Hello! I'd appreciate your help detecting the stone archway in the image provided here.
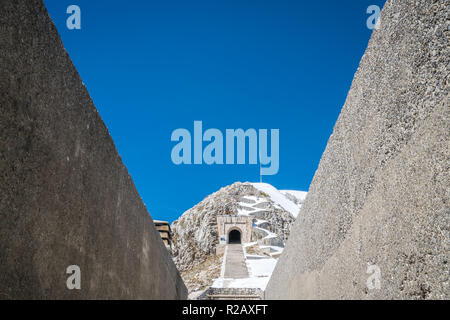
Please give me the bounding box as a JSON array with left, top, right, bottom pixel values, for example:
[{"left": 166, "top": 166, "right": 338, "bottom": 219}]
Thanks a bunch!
[
  {"left": 216, "top": 215, "right": 252, "bottom": 247},
  {"left": 228, "top": 229, "right": 241, "bottom": 244}
]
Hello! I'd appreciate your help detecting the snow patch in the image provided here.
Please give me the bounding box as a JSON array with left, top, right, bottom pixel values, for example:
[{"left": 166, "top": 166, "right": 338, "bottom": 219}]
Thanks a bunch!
[
  {"left": 280, "top": 190, "right": 308, "bottom": 202},
  {"left": 251, "top": 183, "right": 302, "bottom": 218}
]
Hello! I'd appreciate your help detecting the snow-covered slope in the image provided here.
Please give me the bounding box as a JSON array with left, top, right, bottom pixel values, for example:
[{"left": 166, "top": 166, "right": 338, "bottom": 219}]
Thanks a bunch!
[
  {"left": 280, "top": 190, "right": 308, "bottom": 203},
  {"left": 251, "top": 183, "right": 306, "bottom": 218}
]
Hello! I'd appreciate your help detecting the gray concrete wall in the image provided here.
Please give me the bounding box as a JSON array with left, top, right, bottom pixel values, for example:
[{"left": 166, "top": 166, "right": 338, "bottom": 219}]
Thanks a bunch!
[
  {"left": 265, "top": 0, "right": 449, "bottom": 300},
  {"left": 0, "top": 0, "right": 187, "bottom": 299}
]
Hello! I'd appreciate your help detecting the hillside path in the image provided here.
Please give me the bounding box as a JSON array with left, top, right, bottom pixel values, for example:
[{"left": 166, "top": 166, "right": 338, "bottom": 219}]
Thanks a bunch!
[{"left": 223, "top": 244, "right": 249, "bottom": 278}]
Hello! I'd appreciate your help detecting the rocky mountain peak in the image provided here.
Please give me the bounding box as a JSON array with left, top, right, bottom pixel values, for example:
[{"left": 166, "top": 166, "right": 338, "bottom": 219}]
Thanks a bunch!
[{"left": 170, "top": 181, "right": 306, "bottom": 293}]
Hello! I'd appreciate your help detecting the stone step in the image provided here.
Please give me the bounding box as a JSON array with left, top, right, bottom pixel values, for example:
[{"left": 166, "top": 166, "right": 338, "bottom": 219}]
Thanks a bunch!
[
  {"left": 198, "top": 287, "right": 263, "bottom": 300},
  {"left": 223, "top": 244, "right": 249, "bottom": 278}
]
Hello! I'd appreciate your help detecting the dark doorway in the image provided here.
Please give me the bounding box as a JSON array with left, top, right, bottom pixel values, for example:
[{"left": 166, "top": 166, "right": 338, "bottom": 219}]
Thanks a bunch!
[{"left": 228, "top": 230, "right": 241, "bottom": 244}]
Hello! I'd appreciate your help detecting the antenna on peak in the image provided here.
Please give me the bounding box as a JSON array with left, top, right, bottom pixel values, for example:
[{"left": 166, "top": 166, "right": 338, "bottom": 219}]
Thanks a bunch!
[{"left": 259, "top": 153, "right": 262, "bottom": 183}]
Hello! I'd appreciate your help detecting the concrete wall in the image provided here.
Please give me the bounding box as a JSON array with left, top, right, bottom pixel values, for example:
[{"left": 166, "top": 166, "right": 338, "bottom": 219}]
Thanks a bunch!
[
  {"left": 265, "top": 0, "right": 449, "bottom": 300},
  {"left": 0, "top": 0, "right": 187, "bottom": 299}
]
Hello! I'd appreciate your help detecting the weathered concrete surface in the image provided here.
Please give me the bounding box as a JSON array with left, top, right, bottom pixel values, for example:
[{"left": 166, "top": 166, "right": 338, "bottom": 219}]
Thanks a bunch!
[
  {"left": 266, "top": 0, "right": 449, "bottom": 300},
  {"left": 0, "top": 0, "right": 187, "bottom": 299}
]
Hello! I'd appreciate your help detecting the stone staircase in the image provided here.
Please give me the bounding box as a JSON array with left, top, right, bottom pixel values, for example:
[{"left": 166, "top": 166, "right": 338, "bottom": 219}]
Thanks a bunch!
[{"left": 198, "top": 287, "right": 263, "bottom": 300}]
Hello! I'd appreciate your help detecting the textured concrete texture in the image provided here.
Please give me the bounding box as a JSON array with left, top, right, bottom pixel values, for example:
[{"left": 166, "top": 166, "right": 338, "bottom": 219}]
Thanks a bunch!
[
  {"left": 0, "top": 0, "right": 187, "bottom": 299},
  {"left": 266, "top": 0, "right": 449, "bottom": 300}
]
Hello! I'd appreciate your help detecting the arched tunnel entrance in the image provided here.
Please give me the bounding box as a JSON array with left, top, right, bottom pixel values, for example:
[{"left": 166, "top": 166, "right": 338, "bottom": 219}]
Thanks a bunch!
[{"left": 228, "top": 229, "right": 241, "bottom": 244}]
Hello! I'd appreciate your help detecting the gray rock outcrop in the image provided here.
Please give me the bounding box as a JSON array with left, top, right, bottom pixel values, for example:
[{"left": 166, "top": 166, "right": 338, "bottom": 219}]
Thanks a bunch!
[
  {"left": 265, "top": 0, "right": 449, "bottom": 300},
  {"left": 0, "top": 0, "right": 186, "bottom": 299}
]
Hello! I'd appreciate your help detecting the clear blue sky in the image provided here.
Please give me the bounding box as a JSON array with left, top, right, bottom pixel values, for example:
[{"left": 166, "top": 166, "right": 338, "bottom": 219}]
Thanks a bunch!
[{"left": 44, "top": 0, "right": 386, "bottom": 222}]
